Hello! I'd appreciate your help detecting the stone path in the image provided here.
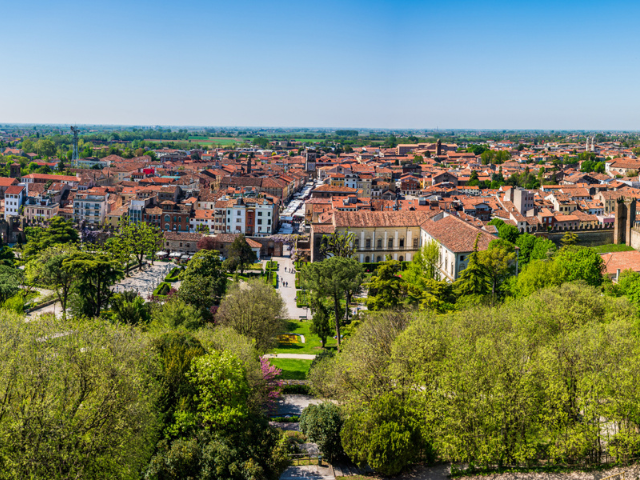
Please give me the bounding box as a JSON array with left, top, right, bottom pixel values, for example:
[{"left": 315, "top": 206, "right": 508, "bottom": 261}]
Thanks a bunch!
[
  {"left": 280, "top": 466, "right": 334, "bottom": 480},
  {"left": 112, "top": 262, "right": 176, "bottom": 298},
  {"left": 265, "top": 247, "right": 311, "bottom": 320},
  {"left": 264, "top": 353, "right": 316, "bottom": 360},
  {"left": 276, "top": 394, "right": 323, "bottom": 416}
]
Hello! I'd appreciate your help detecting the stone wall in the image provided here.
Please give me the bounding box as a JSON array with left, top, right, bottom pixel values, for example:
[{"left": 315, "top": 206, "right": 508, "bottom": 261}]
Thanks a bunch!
[
  {"left": 534, "top": 229, "right": 615, "bottom": 247},
  {"left": 629, "top": 228, "right": 640, "bottom": 250}
]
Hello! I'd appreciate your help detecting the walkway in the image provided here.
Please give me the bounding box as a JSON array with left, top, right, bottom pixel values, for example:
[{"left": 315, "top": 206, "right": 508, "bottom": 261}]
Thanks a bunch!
[
  {"left": 264, "top": 353, "right": 316, "bottom": 360},
  {"left": 266, "top": 246, "right": 311, "bottom": 320},
  {"left": 112, "top": 262, "right": 175, "bottom": 298},
  {"left": 280, "top": 466, "right": 334, "bottom": 480}
]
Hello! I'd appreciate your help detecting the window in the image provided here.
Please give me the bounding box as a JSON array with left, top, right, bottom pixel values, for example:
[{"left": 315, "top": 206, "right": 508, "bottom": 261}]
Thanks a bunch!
[
  {"left": 268, "top": 220, "right": 271, "bottom": 225},
  {"left": 237, "top": 211, "right": 241, "bottom": 215},
  {"left": 399, "top": 256, "right": 404, "bottom": 262},
  {"left": 365, "top": 256, "right": 370, "bottom": 262},
  {"left": 258, "top": 219, "right": 262, "bottom": 225},
  {"left": 377, "top": 239, "right": 382, "bottom": 248},
  {"left": 354, "top": 238, "right": 360, "bottom": 248},
  {"left": 237, "top": 218, "right": 241, "bottom": 223},
  {"left": 258, "top": 212, "right": 262, "bottom": 216},
  {"left": 413, "top": 238, "right": 419, "bottom": 248},
  {"left": 268, "top": 212, "right": 271, "bottom": 216},
  {"left": 165, "top": 224, "right": 170, "bottom": 230},
  {"left": 365, "top": 239, "right": 371, "bottom": 248},
  {"left": 399, "top": 239, "right": 404, "bottom": 248},
  {"left": 388, "top": 239, "right": 393, "bottom": 248},
  {"left": 165, "top": 215, "right": 170, "bottom": 222},
  {"left": 376, "top": 256, "right": 381, "bottom": 262}
]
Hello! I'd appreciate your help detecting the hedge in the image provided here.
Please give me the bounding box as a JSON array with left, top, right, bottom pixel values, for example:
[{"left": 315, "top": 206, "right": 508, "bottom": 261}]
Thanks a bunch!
[
  {"left": 294, "top": 260, "right": 308, "bottom": 270},
  {"left": 164, "top": 267, "right": 182, "bottom": 282},
  {"left": 296, "top": 290, "right": 309, "bottom": 308},
  {"left": 266, "top": 260, "right": 279, "bottom": 271},
  {"left": 153, "top": 282, "right": 171, "bottom": 298}
]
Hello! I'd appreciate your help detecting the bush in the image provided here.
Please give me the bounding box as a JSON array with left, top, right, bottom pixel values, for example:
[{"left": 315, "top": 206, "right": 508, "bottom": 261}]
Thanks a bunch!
[
  {"left": 281, "top": 384, "right": 311, "bottom": 395},
  {"left": 296, "top": 291, "right": 309, "bottom": 308},
  {"left": 153, "top": 282, "right": 171, "bottom": 297},
  {"left": 300, "top": 402, "right": 344, "bottom": 462},
  {"left": 164, "top": 267, "right": 183, "bottom": 282},
  {"left": 266, "top": 260, "right": 279, "bottom": 271},
  {"left": 273, "top": 273, "right": 278, "bottom": 288}
]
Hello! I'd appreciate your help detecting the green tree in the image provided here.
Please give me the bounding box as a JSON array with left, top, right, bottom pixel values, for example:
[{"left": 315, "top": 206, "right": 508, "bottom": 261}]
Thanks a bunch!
[
  {"left": 225, "top": 234, "right": 258, "bottom": 274},
  {"left": 117, "top": 219, "right": 162, "bottom": 270},
  {"left": 366, "top": 256, "right": 405, "bottom": 310},
  {"left": 531, "top": 236, "right": 557, "bottom": 260},
  {"left": 178, "top": 249, "right": 227, "bottom": 320},
  {"left": 300, "top": 403, "right": 344, "bottom": 463},
  {"left": 342, "top": 393, "right": 425, "bottom": 476},
  {"left": 0, "top": 265, "right": 22, "bottom": 303},
  {"left": 561, "top": 231, "right": 578, "bottom": 247},
  {"left": 24, "top": 216, "right": 79, "bottom": 257},
  {"left": 35, "top": 138, "right": 56, "bottom": 157},
  {"left": 554, "top": 245, "right": 604, "bottom": 287},
  {"left": 310, "top": 299, "right": 333, "bottom": 348},
  {"left": 25, "top": 243, "right": 79, "bottom": 317},
  {"left": 515, "top": 232, "right": 537, "bottom": 265},
  {"left": 454, "top": 233, "right": 490, "bottom": 298},
  {"left": 0, "top": 314, "right": 160, "bottom": 479},
  {"left": 111, "top": 290, "right": 151, "bottom": 325},
  {"left": 65, "top": 251, "right": 124, "bottom": 317},
  {"left": 320, "top": 229, "right": 357, "bottom": 259},
  {"left": 216, "top": 278, "right": 287, "bottom": 352},
  {"left": 150, "top": 297, "right": 204, "bottom": 331},
  {"left": 478, "top": 239, "right": 517, "bottom": 305},
  {"left": 497, "top": 223, "right": 520, "bottom": 243},
  {"left": 510, "top": 259, "right": 564, "bottom": 297},
  {"left": 302, "top": 257, "right": 364, "bottom": 351}
]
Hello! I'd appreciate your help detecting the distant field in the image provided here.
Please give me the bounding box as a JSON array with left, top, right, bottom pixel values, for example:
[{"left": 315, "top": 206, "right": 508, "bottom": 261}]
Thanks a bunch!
[{"left": 145, "top": 137, "right": 242, "bottom": 146}]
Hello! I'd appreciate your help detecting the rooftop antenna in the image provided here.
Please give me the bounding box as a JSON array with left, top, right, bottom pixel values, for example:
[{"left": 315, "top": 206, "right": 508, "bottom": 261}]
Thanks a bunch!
[{"left": 71, "top": 126, "right": 79, "bottom": 167}]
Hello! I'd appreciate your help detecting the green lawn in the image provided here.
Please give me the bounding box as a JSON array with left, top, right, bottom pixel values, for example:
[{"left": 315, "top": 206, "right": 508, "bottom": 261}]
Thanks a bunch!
[
  {"left": 269, "top": 359, "right": 313, "bottom": 380},
  {"left": 271, "top": 320, "right": 337, "bottom": 354},
  {"left": 591, "top": 244, "right": 635, "bottom": 254}
]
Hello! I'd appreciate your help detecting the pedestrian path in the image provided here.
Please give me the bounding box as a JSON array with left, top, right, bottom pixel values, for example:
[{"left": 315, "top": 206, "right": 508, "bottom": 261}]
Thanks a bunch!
[
  {"left": 263, "top": 353, "right": 316, "bottom": 360},
  {"left": 266, "top": 248, "right": 311, "bottom": 319},
  {"left": 280, "top": 466, "right": 334, "bottom": 480}
]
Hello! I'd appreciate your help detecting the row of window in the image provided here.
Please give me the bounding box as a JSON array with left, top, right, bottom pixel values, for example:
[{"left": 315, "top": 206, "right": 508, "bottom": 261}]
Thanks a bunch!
[{"left": 354, "top": 238, "right": 419, "bottom": 249}]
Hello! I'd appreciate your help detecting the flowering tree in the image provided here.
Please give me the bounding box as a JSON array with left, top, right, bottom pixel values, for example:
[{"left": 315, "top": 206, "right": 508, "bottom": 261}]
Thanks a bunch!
[{"left": 260, "top": 357, "right": 283, "bottom": 413}]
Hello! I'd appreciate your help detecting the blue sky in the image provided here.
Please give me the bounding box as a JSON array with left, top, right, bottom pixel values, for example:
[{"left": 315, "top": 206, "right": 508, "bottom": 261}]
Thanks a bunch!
[{"left": 1, "top": 0, "right": 640, "bottom": 129}]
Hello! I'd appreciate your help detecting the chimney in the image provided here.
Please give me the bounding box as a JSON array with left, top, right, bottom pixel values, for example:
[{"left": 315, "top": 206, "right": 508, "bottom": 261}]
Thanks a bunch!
[{"left": 616, "top": 268, "right": 621, "bottom": 282}]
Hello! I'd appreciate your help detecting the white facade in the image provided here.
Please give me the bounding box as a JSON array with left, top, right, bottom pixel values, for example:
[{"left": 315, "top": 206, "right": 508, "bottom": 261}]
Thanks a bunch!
[
  {"left": 73, "top": 193, "right": 109, "bottom": 224},
  {"left": 4, "top": 187, "right": 25, "bottom": 220}
]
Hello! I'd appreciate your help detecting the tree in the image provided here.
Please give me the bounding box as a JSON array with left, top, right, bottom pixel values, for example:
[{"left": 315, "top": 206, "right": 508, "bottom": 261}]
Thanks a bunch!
[
  {"left": 0, "top": 265, "right": 22, "bottom": 304},
  {"left": 404, "top": 240, "right": 441, "bottom": 285},
  {"left": 24, "top": 216, "right": 79, "bottom": 257},
  {"left": 531, "top": 236, "right": 557, "bottom": 260},
  {"left": 117, "top": 219, "right": 162, "bottom": 269},
  {"left": 478, "top": 239, "right": 517, "bottom": 305},
  {"left": 225, "top": 234, "right": 257, "bottom": 274},
  {"left": 554, "top": 245, "right": 604, "bottom": 287},
  {"left": 510, "top": 259, "right": 565, "bottom": 297},
  {"left": 497, "top": 223, "right": 520, "bottom": 243},
  {"left": 216, "top": 278, "right": 287, "bottom": 352},
  {"left": 0, "top": 314, "right": 160, "bottom": 479},
  {"left": 25, "top": 243, "right": 79, "bottom": 317},
  {"left": 65, "top": 251, "right": 123, "bottom": 317},
  {"left": 150, "top": 297, "right": 204, "bottom": 331},
  {"left": 111, "top": 290, "right": 151, "bottom": 325},
  {"left": 35, "top": 138, "right": 56, "bottom": 157},
  {"left": 178, "top": 249, "right": 227, "bottom": 320},
  {"left": 515, "top": 232, "right": 536, "bottom": 265},
  {"left": 320, "top": 230, "right": 357, "bottom": 259},
  {"left": 310, "top": 299, "right": 333, "bottom": 348},
  {"left": 366, "top": 256, "right": 405, "bottom": 310},
  {"left": 561, "top": 231, "right": 578, "bottom": 247},
  {"left": 454, "top": 233, "right": 490, "bottom": 298},
  {"left": 300, "top": 403, "right": 344, "bottom": 463},
  {"left": 196, "top": 235, "right": 220, "bottom": 251},
  {"left": 342, "top": 393, "right": 424, "bottom": 476},
  {"left": 302, "top": 257, "right": 364, "bottom": 351}
]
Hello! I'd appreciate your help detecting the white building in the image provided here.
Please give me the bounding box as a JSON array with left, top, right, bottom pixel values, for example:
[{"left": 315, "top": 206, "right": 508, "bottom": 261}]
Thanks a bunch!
[
  {"left": 73, "top": 189, "right": 110, "bottom": 225},
  {"left": 4, "top": 185, "right": 26, "bottom": 219}
]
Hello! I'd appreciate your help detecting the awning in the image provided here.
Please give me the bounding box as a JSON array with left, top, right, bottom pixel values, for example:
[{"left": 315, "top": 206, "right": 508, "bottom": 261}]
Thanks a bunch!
[
  {"left": 156, "top": 251, "right": 168, "bottom": 257},
  {"left": 169, "top": 252, "right": 182, "bottom": 258}
]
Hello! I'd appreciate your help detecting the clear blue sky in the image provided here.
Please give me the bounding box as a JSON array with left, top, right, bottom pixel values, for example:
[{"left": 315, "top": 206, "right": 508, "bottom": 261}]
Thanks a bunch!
[{"left": 1, "top": 0, "right": 640, "bottom": 130}]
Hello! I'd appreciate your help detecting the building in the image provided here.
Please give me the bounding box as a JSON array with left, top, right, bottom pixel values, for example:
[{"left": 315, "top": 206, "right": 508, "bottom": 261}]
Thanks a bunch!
[
  {"left": 23, "top": 196, "right": 59, "bottom": 222},
  {"left": 4, "top": 185, "right": 25, "bottom": 219},
  {"left": 513, "top": 188, "right": 535, "bottom": 215},
  {"left": 73, "top": 189, "right": 110, "bottom": 225},
  {"left": 419, "top": 213, "right": 496, "bottom": 282}
]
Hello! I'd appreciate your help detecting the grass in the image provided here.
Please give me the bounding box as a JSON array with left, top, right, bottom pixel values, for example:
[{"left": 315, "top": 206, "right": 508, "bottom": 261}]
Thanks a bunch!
[
  {"left": 591, "top": 244, "right": 635, "bottom": 254},
  {"left": 271, "top": 320, "right": 337, "bottom": 354},
  {"left": 269, "top": 359, "right": 312, "bottom": 380}
]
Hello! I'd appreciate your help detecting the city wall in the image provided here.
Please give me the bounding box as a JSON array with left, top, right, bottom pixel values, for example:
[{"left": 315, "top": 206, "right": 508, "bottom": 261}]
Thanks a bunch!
[{"left": 534, "top": 229, "right": 615, "bottom": 247}]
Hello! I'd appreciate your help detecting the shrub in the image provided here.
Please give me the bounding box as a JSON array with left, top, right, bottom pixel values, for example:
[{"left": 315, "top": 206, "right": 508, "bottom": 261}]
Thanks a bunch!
[
  {"left": 300, "top": 403, "right": 344, "bottom": 462},
  {"left": 266, "top": 260, "right": 279, "bottom": 271},
  {"left": 164, "top": 267, "right": 183, "bottom": 282},
  {"left": 153, "top": 282, "right": 171, "bottom": 297}
]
